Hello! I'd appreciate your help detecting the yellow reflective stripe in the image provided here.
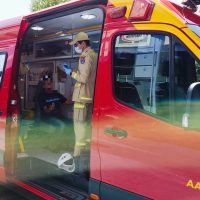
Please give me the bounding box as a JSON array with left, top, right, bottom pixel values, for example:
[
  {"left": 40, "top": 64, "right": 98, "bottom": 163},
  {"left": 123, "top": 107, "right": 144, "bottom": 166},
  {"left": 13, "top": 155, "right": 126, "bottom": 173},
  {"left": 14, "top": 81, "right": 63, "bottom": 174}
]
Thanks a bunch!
[
  {"left": 75, "top": 82, "right": 81, "bottom": 88},
  {"left": 74, "top": 102, "right": 85, "bottom": 109},
  {"left": 19, "top": 136, "right": 25, "bottom": 153},
  {"left": 72, "top": 71, "right": 78, "bottom": 79},
  {"left": 75, "top": 142, "right": 86, "bottom": 147},
  {"left": 80, "top": 96, "right": 92, "bottom": 101}
]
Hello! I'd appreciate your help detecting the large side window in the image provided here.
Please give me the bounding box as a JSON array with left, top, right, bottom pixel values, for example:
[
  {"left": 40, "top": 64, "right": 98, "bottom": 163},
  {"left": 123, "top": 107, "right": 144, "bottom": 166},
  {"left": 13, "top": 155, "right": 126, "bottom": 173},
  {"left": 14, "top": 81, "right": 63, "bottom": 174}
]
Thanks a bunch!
[
  {"left": 173, "top": 39, "right": 200, "bottom": 125},
  {"left": 113, "top": 33, "right": 170, "bottom": 120},
  {"left": 0, "top": 53, "right": 6, "bottom": 85}
]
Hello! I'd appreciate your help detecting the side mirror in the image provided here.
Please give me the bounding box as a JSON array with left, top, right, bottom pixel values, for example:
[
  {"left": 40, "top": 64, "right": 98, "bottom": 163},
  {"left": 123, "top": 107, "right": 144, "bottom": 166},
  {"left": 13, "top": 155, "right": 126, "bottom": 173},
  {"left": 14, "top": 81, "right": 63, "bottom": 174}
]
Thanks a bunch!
[{"left": 182, "top": 82, "right": 200, "bottom": 129}]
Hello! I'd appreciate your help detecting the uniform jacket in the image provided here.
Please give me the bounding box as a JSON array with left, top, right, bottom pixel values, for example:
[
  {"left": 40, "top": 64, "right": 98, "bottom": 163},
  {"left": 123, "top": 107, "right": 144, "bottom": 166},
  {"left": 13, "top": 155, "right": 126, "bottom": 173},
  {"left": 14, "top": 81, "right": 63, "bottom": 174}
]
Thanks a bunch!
[{"left": 72, "top": 47, "right": 97, "bottom": 104}]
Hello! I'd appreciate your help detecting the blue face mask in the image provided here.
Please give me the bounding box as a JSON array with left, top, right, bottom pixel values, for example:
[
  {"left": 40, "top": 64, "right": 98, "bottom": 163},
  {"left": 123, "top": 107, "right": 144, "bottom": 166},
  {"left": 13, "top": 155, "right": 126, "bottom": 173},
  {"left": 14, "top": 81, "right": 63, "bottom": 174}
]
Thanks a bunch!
[{"left": 75, "top": 46, "right": 82, "bottom": 54}]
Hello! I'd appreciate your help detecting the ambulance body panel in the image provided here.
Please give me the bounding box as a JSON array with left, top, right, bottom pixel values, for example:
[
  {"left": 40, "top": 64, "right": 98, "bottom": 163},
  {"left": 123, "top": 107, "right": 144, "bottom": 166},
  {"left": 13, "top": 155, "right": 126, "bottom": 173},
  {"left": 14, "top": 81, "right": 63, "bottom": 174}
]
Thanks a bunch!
[{"left": 0, "top": 0, "right": 199, "bottom": 199}]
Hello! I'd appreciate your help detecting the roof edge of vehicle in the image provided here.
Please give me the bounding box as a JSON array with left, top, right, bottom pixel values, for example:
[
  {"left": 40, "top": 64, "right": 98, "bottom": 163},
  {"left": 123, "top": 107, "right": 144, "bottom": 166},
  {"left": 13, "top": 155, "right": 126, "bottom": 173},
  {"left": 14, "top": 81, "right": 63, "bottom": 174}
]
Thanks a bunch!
[
  {"left": 0, "top": 0, "right": 199, "bottom": 34},
  {"left": 0, "top": 16, "right": 23, "bottom": 30},
  {"left": 0, "top": 0, "right": 108, "bottom": 31}
]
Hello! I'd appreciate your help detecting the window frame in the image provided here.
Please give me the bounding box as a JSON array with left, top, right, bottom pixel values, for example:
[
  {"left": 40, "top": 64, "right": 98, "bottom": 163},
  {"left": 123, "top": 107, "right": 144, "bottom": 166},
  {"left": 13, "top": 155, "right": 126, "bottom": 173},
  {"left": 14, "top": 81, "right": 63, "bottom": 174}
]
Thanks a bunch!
[
  {"left": 112, "top": 30, "right": 200, "bottom": 125},
  {"left": 111, "top": 31, "right": 173, "bottom": 123},
  {"left": 171, "top": 36, "right": 200, "bottom": 124},
  {"left": 111, "top": 30, "right": 173, "bottom": 109},
  {"left": 0, "top": 52, "right": 7, "bottom": 88}
]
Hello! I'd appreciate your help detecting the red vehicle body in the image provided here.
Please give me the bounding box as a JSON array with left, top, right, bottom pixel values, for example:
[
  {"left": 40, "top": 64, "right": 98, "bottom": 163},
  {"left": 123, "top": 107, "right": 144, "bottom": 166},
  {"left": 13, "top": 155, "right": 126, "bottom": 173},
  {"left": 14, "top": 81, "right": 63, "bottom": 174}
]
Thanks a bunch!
[{"left": 0, "top": 0, "right": 200, "bottom": 199}]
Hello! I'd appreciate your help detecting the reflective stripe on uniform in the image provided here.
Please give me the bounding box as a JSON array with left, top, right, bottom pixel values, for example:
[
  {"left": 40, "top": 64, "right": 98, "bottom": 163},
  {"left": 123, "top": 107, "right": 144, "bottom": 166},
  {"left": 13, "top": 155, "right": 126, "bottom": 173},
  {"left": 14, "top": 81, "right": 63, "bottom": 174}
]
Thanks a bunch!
[
  {"left": 71, "top": 71, "right": 78, "bottom": 79},
  {"left": 75, "top": 142, "right": 86, "bottom": 147},
  {"left": 74, "top": 102, "right": 85, "bottom": 109},
  {"left": 19, "top": 136, "right": 25, "bottom": 153},
  {"left": 75, "top": 82, "right": 81, "bottom": 88},
  {"left": 80, "top": 96, "right": 92, "bottom": 102}
]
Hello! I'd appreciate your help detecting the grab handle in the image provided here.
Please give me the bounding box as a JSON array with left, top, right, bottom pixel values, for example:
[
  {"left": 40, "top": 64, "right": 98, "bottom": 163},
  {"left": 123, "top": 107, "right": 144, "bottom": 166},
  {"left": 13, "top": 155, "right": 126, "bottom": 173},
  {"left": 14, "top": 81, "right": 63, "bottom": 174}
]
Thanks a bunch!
[{"left": 104, "top": 127, "right": 128, "bottom": 138}]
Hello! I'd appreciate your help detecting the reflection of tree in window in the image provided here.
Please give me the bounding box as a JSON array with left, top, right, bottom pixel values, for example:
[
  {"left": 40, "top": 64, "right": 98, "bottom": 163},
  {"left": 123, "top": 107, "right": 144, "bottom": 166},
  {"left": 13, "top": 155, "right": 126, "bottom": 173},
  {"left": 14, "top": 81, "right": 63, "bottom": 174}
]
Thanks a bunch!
[{"left": 195, "top": 61, "right": 200, "bottom": 81}]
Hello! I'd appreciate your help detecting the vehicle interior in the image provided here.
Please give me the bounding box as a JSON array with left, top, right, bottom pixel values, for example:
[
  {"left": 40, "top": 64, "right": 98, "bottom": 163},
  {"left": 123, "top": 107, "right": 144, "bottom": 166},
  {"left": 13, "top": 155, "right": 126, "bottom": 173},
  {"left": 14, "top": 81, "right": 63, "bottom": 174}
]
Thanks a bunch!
[
  {"left": 113, "top": 34, "right": 200, "bottom": 126},
  {"left": 16, "top": 7, "right": 104, "bottom": 198}
]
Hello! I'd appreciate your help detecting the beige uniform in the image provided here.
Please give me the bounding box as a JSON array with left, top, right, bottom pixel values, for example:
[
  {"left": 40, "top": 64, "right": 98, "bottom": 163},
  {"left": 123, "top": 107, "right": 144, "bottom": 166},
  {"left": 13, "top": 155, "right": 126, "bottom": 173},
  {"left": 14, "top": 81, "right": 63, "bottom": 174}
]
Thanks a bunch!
[{"left": 71, "top": 47, "right": 97, "bottom": 156}]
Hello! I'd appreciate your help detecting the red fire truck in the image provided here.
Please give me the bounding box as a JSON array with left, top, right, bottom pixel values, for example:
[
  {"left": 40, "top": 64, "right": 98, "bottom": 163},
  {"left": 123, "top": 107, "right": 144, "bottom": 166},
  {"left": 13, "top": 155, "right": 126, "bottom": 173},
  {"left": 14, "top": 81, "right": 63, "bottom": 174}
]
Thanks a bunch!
[{"left": 0, "top": 0, "right": 200, "bottom": 199}]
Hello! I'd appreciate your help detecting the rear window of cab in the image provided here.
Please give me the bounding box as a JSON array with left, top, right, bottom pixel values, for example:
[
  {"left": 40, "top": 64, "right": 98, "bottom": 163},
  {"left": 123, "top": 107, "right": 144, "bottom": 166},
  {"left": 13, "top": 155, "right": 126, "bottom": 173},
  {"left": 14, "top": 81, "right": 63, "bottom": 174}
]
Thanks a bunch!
[{"left": 0, "top": 53, "right": 6, "bottom": 86}]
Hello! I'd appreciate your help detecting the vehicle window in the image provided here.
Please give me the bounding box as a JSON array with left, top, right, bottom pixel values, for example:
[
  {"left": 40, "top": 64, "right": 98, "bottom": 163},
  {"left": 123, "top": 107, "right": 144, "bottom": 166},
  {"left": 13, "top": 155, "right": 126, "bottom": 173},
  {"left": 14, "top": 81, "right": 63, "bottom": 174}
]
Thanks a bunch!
[
  {"left": 173, "top": 39, "right": 200, "bottom": 124},
  {"left": 0, "top": 53, "right": 6, "bottom": 85},
  {"left": 113, "top": 33, "right": 170, "bottom": 120},
  {"left": 187, "top": 24, "right": 200, "bottom": 38}
]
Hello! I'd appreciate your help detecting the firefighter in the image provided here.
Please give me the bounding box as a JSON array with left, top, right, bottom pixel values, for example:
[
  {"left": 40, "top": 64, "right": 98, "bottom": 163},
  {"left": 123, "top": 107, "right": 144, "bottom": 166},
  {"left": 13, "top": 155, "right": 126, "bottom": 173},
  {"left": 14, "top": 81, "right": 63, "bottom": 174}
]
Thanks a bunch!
[{"left": 63, "top": 32, "right": 97, "bottom": 158}]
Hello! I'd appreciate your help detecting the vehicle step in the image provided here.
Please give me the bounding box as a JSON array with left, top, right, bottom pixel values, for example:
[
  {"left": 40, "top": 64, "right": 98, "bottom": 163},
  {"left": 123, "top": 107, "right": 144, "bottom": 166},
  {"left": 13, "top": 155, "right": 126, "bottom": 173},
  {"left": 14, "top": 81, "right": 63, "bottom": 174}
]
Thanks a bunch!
[{"left": 25, "top": 178, "right": 89, "bottom": 200}]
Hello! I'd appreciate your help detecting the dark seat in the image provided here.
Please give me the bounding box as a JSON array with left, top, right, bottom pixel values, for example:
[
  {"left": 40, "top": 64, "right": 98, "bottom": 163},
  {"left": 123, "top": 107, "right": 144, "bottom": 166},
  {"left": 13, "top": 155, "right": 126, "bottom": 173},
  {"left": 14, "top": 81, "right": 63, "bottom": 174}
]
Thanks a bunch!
[
  {"left": 115, "top": 82, "right": 143, "bottom": 110},
  {"left": 113, "top": 52, "right": 143, "bottom": 109}
]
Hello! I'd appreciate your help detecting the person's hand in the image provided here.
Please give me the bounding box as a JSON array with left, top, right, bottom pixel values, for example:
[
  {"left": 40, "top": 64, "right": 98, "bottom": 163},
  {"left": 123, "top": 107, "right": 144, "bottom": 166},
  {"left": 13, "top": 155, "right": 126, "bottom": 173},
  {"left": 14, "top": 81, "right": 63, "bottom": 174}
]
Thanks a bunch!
[
  {"left": 63, "top": 64, "right": 72, "bottom": 75},
  {"left": 44, "top": 103, "right": 55, "bottom": 113},
  {"left": 49, "top": 103, "right": 55, "bottom": 111},
  {"left": 62, "top": 64, "right": 72, "bottom": 75},
  {"left": 64, "top": 67, "right": 72, "bottom": 75}
]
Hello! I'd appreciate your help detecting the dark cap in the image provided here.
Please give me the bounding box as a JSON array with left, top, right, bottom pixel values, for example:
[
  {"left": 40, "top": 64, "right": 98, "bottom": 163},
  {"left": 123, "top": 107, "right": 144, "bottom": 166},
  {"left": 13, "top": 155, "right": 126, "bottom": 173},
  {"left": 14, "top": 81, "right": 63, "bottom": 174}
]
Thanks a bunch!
[{"left": 42, "top": 74, "right": 52, "bottom": 81}]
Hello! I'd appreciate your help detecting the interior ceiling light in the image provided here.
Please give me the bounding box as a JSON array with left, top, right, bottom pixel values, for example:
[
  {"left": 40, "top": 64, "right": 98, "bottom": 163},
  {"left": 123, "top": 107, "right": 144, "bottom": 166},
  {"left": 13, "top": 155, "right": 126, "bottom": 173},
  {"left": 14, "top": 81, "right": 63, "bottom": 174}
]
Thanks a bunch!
[
  {"left": 81, "top": 14, "right": 96, "bottom": 20},
  {"left": 56, "top": 31, "right": 63, "bottom": 35},
  {"left": 31, "top": 26, "right": 44, "bottom": 31},
  {"left": 60, "top": 33, "right": 67, "bottom": 37}
]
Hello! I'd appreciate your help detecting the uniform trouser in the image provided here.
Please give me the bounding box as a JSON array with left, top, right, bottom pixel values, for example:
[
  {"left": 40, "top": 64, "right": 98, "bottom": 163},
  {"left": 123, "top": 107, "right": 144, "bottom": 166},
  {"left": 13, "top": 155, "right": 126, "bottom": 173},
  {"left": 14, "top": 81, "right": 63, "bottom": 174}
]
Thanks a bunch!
[{"left": 73, "top": 103, "right": 92, "bottom": 157}]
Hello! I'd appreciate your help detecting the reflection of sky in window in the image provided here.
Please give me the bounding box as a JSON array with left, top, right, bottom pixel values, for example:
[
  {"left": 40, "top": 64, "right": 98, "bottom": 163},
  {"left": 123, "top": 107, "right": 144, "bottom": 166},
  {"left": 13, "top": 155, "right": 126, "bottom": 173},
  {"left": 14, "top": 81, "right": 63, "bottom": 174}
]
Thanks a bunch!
[
  {"left": 175, "top": 44, "right": 187, "bottom": 51},
  {"left": 0, "top": 54, "right": 6, "bottom": 74},
  {"left": 188, "top": 24, "right": 200, "bottom": 38}
]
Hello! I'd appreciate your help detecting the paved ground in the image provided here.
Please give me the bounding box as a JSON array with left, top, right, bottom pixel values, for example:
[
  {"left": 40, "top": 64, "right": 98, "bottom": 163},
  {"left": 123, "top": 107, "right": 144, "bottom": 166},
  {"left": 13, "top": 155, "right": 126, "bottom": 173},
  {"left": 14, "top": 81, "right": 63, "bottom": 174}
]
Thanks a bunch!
[{"left": 0, "top": 186, "right": 27, "bottom": 200}]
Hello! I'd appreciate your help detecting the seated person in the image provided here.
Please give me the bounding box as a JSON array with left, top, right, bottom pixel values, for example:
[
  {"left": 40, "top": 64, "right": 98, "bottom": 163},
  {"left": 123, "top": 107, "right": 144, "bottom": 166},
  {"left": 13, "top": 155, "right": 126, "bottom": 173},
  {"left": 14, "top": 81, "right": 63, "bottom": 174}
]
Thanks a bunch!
[
  {"left": 38, "top": 75, "right": 68, "bottom": 152},
  {"left": 39, "top": 75, "right": 67, "bottom": 120}
]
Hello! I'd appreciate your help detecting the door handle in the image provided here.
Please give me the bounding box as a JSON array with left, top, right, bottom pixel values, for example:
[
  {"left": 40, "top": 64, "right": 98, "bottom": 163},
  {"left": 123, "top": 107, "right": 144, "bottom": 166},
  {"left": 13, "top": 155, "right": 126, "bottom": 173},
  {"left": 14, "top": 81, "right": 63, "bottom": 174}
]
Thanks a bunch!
[
  {"left": 0, "top": 110, "right": 2, "bottom": 116},
  {"left": 104, "top": 127, "right": 128, "bottom": 138}
]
